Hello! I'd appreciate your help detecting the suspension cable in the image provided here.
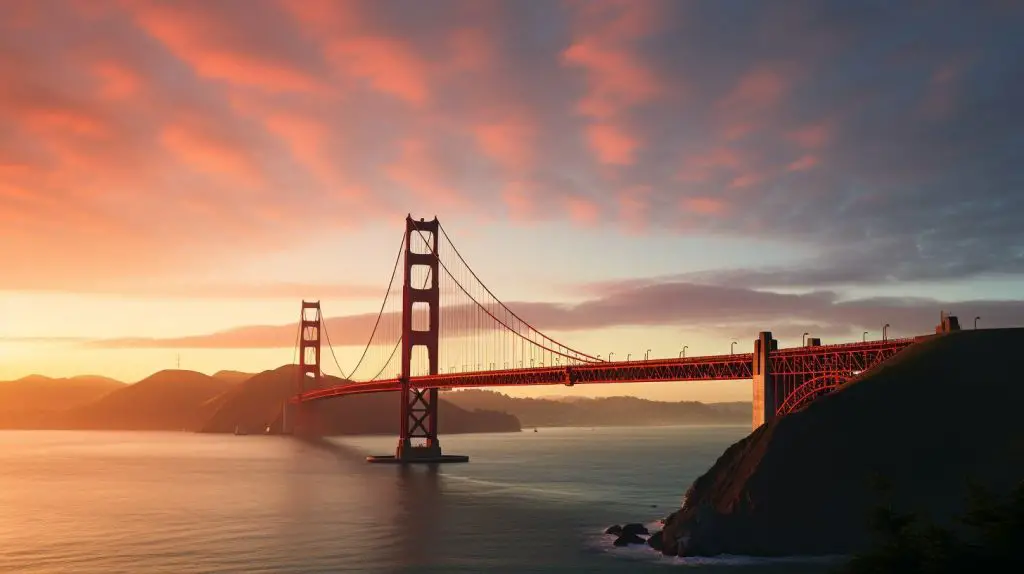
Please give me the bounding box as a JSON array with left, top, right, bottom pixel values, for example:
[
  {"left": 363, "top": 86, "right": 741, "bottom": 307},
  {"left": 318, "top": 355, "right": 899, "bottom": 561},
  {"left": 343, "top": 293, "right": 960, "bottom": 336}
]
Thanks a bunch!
[
  {"left": 437, "top": 223, "right": 600, "bottom": 362},
  {"left": 413, "top": 226, "right": 601, "bottom": 364},
  {"left": 328, "top": 234, "right": 406, "bottom": 381}
]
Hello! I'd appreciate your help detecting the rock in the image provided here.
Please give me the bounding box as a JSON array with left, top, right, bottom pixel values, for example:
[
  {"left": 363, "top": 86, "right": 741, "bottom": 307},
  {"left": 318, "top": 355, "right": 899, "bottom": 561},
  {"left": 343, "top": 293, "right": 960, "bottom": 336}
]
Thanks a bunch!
[
  {"left": 613, "top": 532, "right": 646, "bottom": 546},
  {"left": 604, "top": 524, "right": 622, "bottom": 536},
  {"left": 621, "top": 523, "right": 649, "bottom": 536},
  {"left": 647, "top": 530, "right": 664, "bottom": 551},
  {"left": 662, "top": 330, "right": 1024, "bottom": 557}
]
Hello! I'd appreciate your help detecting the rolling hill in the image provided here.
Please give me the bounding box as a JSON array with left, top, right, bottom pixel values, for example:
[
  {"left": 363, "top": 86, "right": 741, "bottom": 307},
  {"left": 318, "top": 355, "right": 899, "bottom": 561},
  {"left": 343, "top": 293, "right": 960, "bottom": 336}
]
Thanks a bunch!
[
  {"left": 200, "top": 365, "right": 521, "bottom": 435},
  {"left": 62, "top": 370, "right": 237, "bottom": 431},
  {"left": 441, "top": 389, "right": 750, "bottom": 427}
]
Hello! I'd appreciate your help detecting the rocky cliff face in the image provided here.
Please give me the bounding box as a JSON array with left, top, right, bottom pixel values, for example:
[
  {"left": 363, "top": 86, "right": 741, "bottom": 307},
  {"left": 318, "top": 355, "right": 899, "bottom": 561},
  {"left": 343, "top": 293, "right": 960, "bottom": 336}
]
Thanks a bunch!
[{"left": 661, "top": 329, "right": 1024, "bottom": 557}]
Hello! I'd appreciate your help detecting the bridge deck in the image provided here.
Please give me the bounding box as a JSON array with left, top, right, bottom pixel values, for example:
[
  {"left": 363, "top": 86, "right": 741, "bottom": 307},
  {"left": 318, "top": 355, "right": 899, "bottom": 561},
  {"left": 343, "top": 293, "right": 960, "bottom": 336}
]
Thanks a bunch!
[{"left": 297, "top": 338, "right": 917, "bottom": 402}]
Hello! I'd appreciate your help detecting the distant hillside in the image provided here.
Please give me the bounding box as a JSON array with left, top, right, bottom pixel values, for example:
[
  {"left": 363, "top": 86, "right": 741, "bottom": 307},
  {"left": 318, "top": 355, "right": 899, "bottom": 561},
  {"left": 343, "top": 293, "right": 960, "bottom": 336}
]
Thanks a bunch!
[
  {"left": 212, "top": 370, "right": 255, "bottom": 385},
  {"left": 0, "top": 375, "right": 125, "bottom": 428},
  {"left": 441, "top": 389, "right": 749, "bottom": 427},
  {"left": 200, "top": 365, "right": 521, "bottom": 436},
  {"left": 63, "top": 370, "right": 236, "bottom": 431}
]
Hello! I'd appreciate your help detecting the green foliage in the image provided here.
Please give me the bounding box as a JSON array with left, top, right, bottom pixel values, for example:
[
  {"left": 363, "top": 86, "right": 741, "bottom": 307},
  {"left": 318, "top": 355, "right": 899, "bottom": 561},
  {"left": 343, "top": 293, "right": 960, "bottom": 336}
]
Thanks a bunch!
[{"left": 838, "top": 480, "right": 1024, "bottom": 573}]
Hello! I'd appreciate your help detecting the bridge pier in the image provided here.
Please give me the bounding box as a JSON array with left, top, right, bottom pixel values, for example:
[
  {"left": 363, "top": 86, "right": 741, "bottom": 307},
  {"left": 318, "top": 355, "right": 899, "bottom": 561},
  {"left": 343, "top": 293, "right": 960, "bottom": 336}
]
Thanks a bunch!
[
  {"left": 369, "top": 216, "right": 467, "bottom": 464},
  {"left": 752, "top": 331, "right": 778, "bottom": 429}
]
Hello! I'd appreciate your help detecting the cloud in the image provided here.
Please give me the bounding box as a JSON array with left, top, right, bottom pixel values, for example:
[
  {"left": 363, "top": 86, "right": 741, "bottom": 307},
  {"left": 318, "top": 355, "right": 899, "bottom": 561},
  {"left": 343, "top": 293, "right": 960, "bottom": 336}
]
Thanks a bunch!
[
  {"left": 1, "top": 0, "right": 1022, "bottom": 293},
  {"left": 84, "top": 280, "right": 1024, "bottom": 350}
]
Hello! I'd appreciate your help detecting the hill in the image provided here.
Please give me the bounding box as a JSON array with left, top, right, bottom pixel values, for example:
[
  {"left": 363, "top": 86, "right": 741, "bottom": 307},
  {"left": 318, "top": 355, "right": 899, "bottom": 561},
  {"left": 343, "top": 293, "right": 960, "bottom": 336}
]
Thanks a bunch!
[
  {"left": 658, "top": 328, "right": 1024, "bottom": 557},
  {"left": 63, "top": 370, "right": 236, "bottom": 431},
  {"left": 441, "top": 389, "right": 749, "bottom": 427},
  {"left": 200, "top": 365, "right": 521, "bottom": 435},
  {"left": 0, "top": 375, "right": 124, "bottom": 428},
  {"left": 212, "top": 370, "right": 255, "bottom": 385}
]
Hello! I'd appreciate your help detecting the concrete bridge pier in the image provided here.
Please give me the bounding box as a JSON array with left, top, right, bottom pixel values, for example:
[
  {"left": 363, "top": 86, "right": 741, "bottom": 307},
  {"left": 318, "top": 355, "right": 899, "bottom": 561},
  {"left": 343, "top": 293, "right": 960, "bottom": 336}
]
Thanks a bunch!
[{"left": 752, "top": 331, "right": 779, "bottom": 430}]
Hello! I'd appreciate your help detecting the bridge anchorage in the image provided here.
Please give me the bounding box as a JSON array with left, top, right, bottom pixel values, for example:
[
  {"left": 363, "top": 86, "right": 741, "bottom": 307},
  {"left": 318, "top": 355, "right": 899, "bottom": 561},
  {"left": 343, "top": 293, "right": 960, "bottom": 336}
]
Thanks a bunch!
[{"left": 286, "top": 214, "right": 959, "bottom": 462}]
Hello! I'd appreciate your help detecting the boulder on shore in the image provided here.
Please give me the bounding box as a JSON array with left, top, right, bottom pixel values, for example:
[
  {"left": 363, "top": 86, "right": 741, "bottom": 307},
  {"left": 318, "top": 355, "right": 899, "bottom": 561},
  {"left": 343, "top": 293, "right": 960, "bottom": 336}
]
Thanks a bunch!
[{"left": 661, "top": 329, "right": 1024, "bottom": 557}]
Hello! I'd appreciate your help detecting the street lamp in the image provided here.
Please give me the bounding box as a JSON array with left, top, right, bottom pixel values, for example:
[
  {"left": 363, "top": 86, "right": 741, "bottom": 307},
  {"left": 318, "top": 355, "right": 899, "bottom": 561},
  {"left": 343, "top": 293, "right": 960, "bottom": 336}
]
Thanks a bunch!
[
  {"left": 730, "top": 341, "right": 737, "bottom": 354},
  {"left": 626, "top": 353, "right": 632, "bottom": 362},
  {"left": 883, "top": 323, "right": 890, "bottom": 341},
  {"left": 802, "top": 332, "right": 809, "bottom": 346},
  {"left": 608, "top": 352, "right": 615, "bottom": 362},
  {"left": 645, "top": 349, "right": 652, "bottom": 360},
  {"left": 975, "top": 316, "right": 980, "bottom": 329},
  {"left": 679, "top": 345, "right": 688, "bottom": 358},
  {"left": 863, "top": 331, "right": 868, "bottom": 342}
]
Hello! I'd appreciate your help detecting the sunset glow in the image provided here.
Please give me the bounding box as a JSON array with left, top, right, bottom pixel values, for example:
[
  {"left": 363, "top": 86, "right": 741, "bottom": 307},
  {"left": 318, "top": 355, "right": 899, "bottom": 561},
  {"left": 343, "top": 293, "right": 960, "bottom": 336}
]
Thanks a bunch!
[{"left": 3, "top": 0, "right": 1023, "bottom": 403}]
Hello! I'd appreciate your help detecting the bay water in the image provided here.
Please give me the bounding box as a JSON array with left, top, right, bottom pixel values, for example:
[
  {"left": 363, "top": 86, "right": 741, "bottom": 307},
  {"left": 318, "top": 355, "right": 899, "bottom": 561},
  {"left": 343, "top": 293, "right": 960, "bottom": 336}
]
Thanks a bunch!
[{"left": 0, "top": 426, "right": 839, "bottom": 573}]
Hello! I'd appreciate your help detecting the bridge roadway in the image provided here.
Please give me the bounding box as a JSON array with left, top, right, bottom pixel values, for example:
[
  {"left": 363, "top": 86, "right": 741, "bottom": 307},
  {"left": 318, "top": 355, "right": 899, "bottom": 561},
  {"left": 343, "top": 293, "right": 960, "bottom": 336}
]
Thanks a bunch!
[{"left": 297, "top": 338, "right": 916, "bottom": 403}]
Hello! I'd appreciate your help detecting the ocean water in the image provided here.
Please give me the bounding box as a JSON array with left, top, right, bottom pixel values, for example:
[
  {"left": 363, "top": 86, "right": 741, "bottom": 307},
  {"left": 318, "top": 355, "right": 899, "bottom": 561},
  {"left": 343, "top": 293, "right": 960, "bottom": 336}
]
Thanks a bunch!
[{"left": 0, "top": 426, "right": 840, "bottom": 573}]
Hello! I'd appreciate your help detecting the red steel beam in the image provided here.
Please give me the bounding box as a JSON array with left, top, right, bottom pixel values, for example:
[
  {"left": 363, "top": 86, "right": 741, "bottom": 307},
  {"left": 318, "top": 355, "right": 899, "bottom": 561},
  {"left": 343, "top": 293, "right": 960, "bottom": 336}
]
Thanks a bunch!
[{"left": 297, "top": 338, "right": 922, "bottom": 404}]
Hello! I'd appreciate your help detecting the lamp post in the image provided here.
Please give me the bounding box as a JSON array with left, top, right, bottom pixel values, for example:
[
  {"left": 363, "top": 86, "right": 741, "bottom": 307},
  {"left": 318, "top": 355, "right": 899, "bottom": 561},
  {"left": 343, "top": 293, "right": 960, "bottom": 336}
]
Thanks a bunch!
[
  {"left": 679, "top": 345, "right": 688, "bottom": 358},
  {"left": 626, "top": 353, "right": 632, "bottom": 362},
  {"left": 863, "top": 331, "right": 868, "bottom": 342},
  {"left": 975, "top": 316, "right": 980, "bottom": 329},
  {"left": 608, "top": 352, "right": 615, "bottom": 362},
  {"left": 645, "top": 349, "right": 652, "bottom": 360},
  {"left": 802, "top": 332, "right": 809, "bottom": 346},
  {"left": 883, "top": 323, "right": 890, "bottom": 341},
  {"left": 730, "top": 341, "right": 737, "bottom": 354}
]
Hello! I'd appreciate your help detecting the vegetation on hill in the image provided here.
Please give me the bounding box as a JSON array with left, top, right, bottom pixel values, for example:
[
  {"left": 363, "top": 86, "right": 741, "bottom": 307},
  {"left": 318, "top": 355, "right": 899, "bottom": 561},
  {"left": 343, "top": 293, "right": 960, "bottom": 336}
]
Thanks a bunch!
[
  {"left": 441, "top": 389, "right": 749, "bottom": 427},
  {"left": 840, "top": 478, "right": 1024, "bottom": 572},
  {"left": 660, "top": 328, "right": 1024, "bottom": 557}
]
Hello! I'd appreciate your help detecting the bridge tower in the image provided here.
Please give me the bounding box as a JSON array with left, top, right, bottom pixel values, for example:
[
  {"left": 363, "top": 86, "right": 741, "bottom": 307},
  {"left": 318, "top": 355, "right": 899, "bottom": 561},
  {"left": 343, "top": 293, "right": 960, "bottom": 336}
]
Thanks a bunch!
[
  {"left": 284, "top": 301, "right": 322, "bottom": 435},
  {"left": 751, "top": 331, "right": 778, "bottom": 429}
]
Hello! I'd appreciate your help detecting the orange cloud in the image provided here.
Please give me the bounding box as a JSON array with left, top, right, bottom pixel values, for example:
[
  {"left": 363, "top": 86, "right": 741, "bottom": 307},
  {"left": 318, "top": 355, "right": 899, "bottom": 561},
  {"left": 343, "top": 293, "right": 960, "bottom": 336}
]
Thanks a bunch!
[
  {"left": 159, "top": 123, "right": 263, "bottom": 188},
  {"left": 677, "top": 147, "right": 744, "bottom": 183},
  {"left": 91, "top": 61, "right": 141, "bottom": 100},
  {"left": 618, "top": 185, "right": 650, "bottom": 232}
]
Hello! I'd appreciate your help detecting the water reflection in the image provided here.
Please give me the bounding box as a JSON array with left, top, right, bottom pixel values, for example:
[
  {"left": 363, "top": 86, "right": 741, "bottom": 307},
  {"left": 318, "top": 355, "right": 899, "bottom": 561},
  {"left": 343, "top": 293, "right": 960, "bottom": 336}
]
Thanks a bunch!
[{"left": 392, "top": 464, "right": 443, "bottom": 568}]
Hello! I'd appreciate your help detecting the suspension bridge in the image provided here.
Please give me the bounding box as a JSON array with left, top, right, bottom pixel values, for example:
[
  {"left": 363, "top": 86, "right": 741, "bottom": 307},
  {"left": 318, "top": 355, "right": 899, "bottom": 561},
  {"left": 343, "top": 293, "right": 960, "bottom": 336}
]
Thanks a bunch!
[{"left": 285, "top": 216, "right": 935, "bottom": 463}]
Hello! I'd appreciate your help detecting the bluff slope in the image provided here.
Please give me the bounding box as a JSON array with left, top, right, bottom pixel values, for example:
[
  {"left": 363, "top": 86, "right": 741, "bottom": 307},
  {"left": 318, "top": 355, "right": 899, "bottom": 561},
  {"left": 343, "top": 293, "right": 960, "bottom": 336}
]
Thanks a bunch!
[
  {"left": 661, "top": 328, "right": 1024, "bottom": 557},
  {"left": 442, "top": 390, "right": 749, "bottom": 427}
]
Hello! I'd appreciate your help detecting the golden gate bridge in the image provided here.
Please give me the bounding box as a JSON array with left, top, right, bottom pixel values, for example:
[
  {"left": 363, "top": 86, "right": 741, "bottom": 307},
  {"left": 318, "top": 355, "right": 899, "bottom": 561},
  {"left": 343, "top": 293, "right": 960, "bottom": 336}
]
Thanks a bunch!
[{"left": 286, "top": 216, "right": 924, "bottom": 463}]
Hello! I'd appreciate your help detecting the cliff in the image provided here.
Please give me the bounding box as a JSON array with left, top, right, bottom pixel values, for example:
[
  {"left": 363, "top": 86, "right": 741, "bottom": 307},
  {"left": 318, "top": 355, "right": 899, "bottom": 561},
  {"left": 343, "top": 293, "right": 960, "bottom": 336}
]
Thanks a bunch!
[
  {"left": 660, "top": 328, "right": 1024, "bottom": 557},
  {"left": 442, "top": 389, "right": 749, "bottom": 427},
  {"left": 200, "top": 365, "right": 522, "bottom": 435}
]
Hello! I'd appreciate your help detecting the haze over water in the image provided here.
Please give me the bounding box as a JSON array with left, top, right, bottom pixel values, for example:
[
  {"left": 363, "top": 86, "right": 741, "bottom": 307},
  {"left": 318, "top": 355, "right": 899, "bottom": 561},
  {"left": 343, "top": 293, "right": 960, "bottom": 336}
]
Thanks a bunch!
[{"left": 0, "top": 426, "right": 836, "bottom": 573}]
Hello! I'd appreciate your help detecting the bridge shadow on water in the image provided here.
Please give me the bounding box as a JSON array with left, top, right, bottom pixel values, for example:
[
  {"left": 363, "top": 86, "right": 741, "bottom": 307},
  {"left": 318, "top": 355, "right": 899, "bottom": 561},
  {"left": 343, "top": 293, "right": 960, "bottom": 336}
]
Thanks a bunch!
[{"left": 276, "top": 434, "right": 445, "bottom": 572}]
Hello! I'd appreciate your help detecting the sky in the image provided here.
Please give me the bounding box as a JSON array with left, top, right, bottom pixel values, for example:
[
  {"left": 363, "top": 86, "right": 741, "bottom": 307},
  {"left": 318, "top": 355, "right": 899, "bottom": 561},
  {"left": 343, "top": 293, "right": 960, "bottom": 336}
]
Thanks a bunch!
[{"left": 1, "top": 0, "right": 1023, "bottom": 402}]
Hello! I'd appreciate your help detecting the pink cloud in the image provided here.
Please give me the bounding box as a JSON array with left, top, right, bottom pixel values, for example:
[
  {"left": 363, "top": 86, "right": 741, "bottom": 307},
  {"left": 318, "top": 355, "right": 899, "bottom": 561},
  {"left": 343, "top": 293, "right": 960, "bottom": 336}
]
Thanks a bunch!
[
  {"left": 566, "top": 196, "right": 601, "bottom": 225},
  {"left": 387, "top": 138, "right": 463, "bottom": 207},
  {"left": 681, "top": 196, "right": 729, "bottom": 216},
  {"left": 587, "top": 123, "right": 639, "bottom": 165},
  {"left": 502, "top": 181, "right": 536, "bottom": 221},
  {"left": 618, "top": 185, "right": 650, "bottom": 231},
  {"left": 328, "top": 37, "right": 430, "bottom": 105},
  {"left": 473, "top": 115, "right": 536, "bottom": 172},
  {"left": 787, "top": 155, "right": 819, "bottom": 172},
  {"left": 128, "top": 1, "right": 329, "bottom": 94},
  {"left": 787, "top": 122, "right": 832, "bottom": 149},
  {"left": 677, "top": 147, "right": 744, "bottom": 183}
]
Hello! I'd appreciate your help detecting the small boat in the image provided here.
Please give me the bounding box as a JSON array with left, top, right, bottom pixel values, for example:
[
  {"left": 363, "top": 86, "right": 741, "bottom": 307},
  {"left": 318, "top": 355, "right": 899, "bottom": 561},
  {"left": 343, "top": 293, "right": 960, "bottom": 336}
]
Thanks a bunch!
[{"left": 533, "top": 428, "right": 538, "bottom": 433}]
